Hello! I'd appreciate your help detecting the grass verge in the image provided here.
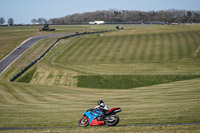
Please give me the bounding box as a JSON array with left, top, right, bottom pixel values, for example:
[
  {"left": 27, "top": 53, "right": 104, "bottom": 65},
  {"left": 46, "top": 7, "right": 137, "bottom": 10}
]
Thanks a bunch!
[
  {"left": 17, "top": 67, "right": 37, "bottom": 83},
  {"left": 77, "top": 75, "right": 200, "bottom": 89}
]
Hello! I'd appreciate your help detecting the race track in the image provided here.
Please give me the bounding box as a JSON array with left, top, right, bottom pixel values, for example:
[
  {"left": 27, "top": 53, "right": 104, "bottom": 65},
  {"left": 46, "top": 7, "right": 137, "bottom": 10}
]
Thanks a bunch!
[
  {"left": 0, "top": 33, "right": 71, "bottom": 75},
  {"left": 0, "top": 122, "right": 199, "bottom": 130}
]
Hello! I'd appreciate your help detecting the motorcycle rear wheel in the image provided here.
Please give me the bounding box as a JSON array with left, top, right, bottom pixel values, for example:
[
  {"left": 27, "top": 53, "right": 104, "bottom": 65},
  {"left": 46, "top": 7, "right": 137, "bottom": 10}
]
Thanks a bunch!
[
  {"left": 105, "top": 115, "right": 120, "bottom": 126},
  {"left": 78, "top": 116, "right": 89, "bottom": 127}
]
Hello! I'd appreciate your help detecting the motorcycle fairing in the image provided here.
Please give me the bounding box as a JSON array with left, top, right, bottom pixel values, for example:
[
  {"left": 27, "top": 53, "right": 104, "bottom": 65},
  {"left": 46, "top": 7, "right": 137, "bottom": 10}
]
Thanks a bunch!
[
  {"left": 83, "top": 110, "right": 103, "bottom": 125},
  {"left": 90, "top": 119, "right": 105, "bottom": 126},
  {"left": 106, "top": 107, "right": 122, "bottom": 115}
]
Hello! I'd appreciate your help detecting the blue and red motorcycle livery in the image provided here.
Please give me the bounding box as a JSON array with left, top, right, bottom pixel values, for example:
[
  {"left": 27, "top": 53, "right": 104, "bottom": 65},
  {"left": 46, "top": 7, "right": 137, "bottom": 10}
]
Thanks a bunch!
[{"left": 78, "top": 107, "right": 122, "bottom": 127}]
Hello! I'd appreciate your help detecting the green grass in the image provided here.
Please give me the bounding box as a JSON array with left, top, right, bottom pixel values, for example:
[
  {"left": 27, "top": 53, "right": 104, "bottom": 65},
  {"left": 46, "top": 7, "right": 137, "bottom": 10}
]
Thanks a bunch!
[
  {"left": 0, "top": 26, "right": 47, "bottom": 60},
  {"left": 77, "top": 75, "right": 200, "bottom": 89},
  {"left": 0, "top": 78, "right": 200, "bottom": 131},
  {"left": 53, "top": 31, "right": 200, "bottom": 65},
  {"left": 1, "top": 25, "right": 200, "bottom": 133},
  {"left": 0, "top": 79, "right": 200, "bottom": 132},
  {"left": 0, "top": 25, "right": 115, "bottom": 60},
  {"left": 0, "top": 24, "right": 119, "bottom": 81},
  {"left": 9, "top": 25, "right": 200, "bottom": 88},
  {"left": 17, "top": 67, "right": 37, "bottom": 83},
  {"left": 38, "top": 25, "right": 200, "bottom": 89},
  {"left": 0, "top": 38, "right": 58, "bottom": 81}
]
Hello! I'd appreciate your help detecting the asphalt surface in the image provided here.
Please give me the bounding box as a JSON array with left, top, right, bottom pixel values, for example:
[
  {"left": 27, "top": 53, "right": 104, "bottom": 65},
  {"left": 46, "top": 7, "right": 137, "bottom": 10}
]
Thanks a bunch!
[
  {"left": 0, "top": 33, "right": 71, "bottom": 75},
  {"left": 0, "top": 122, "right": 200, "bottom": 130}
]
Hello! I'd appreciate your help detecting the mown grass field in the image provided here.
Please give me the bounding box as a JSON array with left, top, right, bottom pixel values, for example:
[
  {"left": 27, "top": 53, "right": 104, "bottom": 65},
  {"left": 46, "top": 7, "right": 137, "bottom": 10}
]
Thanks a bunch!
[
  {"left": 8, "top": 25, "right": 200, "bottom": 88},
  {"left": 54, "top": 30, "right": 200, "bottom": 65},
  {"left": 0, "top": 38, "right": 58, "bottom": 81},
  {"left": 52, "top": 26, "right": 200, "bottom": 65},
  {"left": 0, "top": 24, "right": 116, "bottom": 81},
  {"left": 77, "top": 75, "right": 200, "bottom": 89},
  {"left": 40, "top": 24, "right": 200, "bottom": 89},
  {"left": 0, "top": 78, "right": 200, "bottom": 132},
  {"left": 0, "top": 24, "right": 200, "bottom": 132},
  {"left": 0, "top": 25, "right": 114, "bottom": 60}
]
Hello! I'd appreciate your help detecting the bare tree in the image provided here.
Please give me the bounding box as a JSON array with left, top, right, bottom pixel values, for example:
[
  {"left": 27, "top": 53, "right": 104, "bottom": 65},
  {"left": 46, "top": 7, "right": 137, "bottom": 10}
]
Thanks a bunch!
[
  {"left": 8, "top": 18, "right": 14, "bottom": 26},
  {"left": 0, "top": 17, "right": 5, "bottom": 25},
  {"left": 31, "top": 18, "right": 38, "bottom": 24},
  {"left": 38, "top": 18, "right": 47, "bottom": 24}
]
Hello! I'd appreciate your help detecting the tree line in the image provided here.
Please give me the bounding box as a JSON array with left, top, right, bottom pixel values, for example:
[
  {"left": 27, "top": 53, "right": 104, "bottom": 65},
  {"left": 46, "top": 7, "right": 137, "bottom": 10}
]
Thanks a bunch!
[
  {"left": 0, "top": 17, "right": 48, "bottom": 26},
  {"left": 0, "top": 18, "right": 14, "bottom": 26},
  {"left": 31, "top": 18, "right": 48, "bottom": 24},
  {"left": 48, "top": 9, "right": 200, "bottom": 24},
  {"left": 1, "top": 9, "right": 200, "bottom": 25}
]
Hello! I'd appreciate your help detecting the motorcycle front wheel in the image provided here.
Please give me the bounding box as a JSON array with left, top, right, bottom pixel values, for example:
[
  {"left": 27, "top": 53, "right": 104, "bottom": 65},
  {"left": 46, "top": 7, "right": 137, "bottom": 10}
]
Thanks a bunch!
[
  {"left": 105, "top": 115, "right": 120, "bottom": 126},
  {"left": 78, "top": 116, "right": 89, "bottom": 127}
]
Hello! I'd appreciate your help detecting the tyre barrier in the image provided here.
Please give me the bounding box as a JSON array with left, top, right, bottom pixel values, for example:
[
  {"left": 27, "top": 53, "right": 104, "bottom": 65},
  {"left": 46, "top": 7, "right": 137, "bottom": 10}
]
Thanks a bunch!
[{"left": 9, "top": 30, "right": 112, "bottom": 82}]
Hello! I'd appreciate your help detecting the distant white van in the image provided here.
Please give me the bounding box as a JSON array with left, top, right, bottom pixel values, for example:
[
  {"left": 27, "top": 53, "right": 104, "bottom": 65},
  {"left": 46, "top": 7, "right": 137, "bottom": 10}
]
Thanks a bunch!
[{"left": 89, "top": 21, "right": 105, "bottom": 25}]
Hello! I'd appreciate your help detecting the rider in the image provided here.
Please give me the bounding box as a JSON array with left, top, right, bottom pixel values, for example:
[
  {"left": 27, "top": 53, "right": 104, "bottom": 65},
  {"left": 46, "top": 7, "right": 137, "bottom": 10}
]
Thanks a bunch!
[{"left": 94, "top": 100, "right": 109, "bottom": 118}]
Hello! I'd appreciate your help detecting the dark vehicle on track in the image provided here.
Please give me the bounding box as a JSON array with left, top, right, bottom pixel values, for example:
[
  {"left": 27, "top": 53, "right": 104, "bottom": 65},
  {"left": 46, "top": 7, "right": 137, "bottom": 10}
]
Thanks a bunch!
[
  {"left": 38, "top": 24, "right": 55, "bottom": 31},
  {"left": 116, "top": 26, "right": 124, "bottom": 30}
]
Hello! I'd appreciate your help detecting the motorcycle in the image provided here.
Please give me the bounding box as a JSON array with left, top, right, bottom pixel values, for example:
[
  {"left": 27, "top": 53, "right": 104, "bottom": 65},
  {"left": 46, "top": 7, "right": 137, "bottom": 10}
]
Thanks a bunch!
[{"left": 78, "top": 107, "right": 122, "bottom": 127}]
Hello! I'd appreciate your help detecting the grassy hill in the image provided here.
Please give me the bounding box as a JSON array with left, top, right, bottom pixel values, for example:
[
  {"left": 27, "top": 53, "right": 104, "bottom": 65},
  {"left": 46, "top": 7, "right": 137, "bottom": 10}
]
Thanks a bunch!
[
  {"left": 0, "top": 25, "right": 114, "bottom": 60},
  {"left": 53, "top": 31, "right": 200, "bottom": 65},
  {"left": 0, "top": 25, "right": 115, "bottom": 81},
  {"left": 19, "top": 24, "right": 200, "bottom": 88},
  {"left": 0, "top": 78, "right": 200, "bottom": 132},
  {"left": 0, "top": 24, "right": 200, "bottom": 132}
]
